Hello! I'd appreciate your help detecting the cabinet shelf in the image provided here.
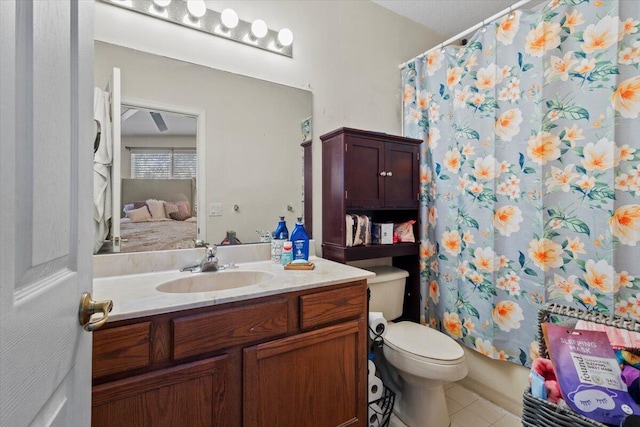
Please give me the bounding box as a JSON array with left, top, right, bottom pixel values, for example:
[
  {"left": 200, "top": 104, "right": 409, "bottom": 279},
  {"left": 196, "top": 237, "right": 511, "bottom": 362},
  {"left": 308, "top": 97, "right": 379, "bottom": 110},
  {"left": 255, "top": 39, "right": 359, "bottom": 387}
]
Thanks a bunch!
[{"left": 323, "top": 242, "right": 419, "bottom": 263}]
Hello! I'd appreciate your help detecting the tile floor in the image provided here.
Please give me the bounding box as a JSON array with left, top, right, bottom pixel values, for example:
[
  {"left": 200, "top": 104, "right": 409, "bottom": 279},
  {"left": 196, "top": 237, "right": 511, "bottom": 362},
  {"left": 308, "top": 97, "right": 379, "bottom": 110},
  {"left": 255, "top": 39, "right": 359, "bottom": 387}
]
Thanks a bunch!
[{"left": 388, "top": 382, "right": 522, "bottom": 427}]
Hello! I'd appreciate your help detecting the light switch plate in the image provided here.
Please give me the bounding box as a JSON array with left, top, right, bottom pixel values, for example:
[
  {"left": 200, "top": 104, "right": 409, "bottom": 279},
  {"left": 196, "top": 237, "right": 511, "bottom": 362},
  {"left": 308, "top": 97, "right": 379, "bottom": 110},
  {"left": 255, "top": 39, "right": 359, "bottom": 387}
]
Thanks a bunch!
[{"left": 209, "top": 202, "right": 222, "bottom": 216}]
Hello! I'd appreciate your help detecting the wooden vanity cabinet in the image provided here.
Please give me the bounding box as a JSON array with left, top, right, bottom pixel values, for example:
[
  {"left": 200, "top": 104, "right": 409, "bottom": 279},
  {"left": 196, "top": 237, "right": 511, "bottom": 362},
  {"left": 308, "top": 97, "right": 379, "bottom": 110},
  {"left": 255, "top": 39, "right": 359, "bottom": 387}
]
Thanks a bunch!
[
  {"left": 91, "top": 280, "right": 368, "bottom": 427},
  {"left": 321, "top": 127, "right": 422, "bottom": 321}
]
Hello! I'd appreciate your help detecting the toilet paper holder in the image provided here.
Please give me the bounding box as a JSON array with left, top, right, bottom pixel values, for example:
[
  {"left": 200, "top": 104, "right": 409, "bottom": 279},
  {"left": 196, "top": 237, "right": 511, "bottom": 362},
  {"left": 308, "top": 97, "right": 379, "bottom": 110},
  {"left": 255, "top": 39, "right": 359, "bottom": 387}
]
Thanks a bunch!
[{"left": 368, "top": 385, "right": 395, "bottom": 427}]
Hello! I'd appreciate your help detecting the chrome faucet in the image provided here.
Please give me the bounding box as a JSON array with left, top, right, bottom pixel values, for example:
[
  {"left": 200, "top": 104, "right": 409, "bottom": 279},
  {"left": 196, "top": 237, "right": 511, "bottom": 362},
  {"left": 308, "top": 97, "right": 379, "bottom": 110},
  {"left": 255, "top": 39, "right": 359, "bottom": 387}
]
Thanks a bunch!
[
  {"left": 199, "top": 245, "right": 219, "bottom": 272},
  {"left": 181, "top": 245, "right": 219, "bottom": 273}
]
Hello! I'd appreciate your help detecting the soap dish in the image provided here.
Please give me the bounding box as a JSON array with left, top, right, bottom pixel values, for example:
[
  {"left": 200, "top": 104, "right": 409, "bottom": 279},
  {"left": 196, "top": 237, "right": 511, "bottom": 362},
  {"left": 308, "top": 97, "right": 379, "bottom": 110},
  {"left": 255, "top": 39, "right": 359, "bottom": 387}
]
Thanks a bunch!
[{"left": 284, "top": 262, "right": 315, "bottom": 270}]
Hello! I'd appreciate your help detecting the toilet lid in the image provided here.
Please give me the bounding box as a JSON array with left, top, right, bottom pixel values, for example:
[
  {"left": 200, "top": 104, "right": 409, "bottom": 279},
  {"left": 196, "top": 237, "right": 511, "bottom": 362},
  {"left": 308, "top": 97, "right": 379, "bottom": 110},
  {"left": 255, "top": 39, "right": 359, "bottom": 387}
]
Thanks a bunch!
[{"left": 384, "top": 321, "right": 464, "bottom": 363}]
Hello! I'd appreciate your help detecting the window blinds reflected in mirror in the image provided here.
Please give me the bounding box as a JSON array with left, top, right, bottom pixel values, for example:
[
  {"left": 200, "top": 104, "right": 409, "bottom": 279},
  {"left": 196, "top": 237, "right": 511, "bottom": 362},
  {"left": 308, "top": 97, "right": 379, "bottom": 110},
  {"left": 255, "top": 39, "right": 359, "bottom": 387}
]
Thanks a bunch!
[{"left": 129, "top": 148, "right": 197, "bottom": 179}]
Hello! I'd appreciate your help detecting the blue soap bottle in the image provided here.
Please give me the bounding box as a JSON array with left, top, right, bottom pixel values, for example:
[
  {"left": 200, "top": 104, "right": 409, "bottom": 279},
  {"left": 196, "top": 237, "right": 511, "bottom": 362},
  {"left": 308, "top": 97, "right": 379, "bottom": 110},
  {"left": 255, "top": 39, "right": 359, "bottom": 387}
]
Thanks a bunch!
[
  {"left": 273, "top": 216, "right": 289, "bottom": 240},
  {"left": 290, "top": 217, "right": 310, "bottom": 261}
]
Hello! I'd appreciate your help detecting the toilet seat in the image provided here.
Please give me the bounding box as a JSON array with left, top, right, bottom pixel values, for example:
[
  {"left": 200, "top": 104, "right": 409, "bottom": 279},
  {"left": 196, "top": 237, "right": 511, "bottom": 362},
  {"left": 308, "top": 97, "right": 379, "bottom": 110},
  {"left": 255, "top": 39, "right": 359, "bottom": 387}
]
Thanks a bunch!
[{"left": 384, "top": 321, "right": 465, "bottom": 365}]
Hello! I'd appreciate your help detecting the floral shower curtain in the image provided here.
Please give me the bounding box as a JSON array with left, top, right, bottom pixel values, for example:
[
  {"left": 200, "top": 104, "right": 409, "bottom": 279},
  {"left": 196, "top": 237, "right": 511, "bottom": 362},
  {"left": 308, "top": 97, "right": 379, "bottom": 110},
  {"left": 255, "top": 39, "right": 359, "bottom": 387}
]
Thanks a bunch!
[{"left": 403, "top": 0, "right": 640, "bottom": 366}]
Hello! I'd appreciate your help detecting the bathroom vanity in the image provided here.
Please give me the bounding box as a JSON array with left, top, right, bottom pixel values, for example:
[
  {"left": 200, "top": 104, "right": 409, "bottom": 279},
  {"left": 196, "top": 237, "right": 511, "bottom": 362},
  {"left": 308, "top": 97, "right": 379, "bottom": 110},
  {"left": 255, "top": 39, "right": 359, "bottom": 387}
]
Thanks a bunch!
[{"left": 91, "top": 255, "right": 373, "bottom": 427}]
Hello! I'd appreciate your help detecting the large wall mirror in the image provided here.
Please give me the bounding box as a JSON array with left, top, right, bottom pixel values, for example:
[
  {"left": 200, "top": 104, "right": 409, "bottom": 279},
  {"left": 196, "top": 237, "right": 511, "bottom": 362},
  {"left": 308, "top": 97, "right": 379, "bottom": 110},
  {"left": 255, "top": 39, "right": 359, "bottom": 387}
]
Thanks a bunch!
[{"left": 94, "top": 41, "right": 312, "bottom": 253}]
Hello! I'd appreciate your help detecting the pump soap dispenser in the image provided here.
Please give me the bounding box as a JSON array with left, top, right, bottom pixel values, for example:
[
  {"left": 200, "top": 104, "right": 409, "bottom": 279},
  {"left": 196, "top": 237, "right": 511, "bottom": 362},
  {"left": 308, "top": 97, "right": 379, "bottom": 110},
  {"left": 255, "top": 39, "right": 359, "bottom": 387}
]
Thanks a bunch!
[{"left": 290, "top": 217, "right": 310, "bottom": 262}]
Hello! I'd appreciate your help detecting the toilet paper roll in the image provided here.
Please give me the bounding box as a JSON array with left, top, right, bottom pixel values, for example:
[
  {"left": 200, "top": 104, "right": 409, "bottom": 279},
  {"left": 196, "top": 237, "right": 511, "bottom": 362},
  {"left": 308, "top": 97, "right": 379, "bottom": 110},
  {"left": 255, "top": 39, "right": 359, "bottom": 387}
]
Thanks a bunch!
[
  {"left": 368, "top": 312, "right": 387, "bottom": 340},
  {"left": 368, "top": 403, "right": 383, "bottom": 427},
  {"left": 368, "top": 359, "right": 376, "bottom": 378},
  {"left": 368, "top": 375, "right": 383, "bottom": 402}
]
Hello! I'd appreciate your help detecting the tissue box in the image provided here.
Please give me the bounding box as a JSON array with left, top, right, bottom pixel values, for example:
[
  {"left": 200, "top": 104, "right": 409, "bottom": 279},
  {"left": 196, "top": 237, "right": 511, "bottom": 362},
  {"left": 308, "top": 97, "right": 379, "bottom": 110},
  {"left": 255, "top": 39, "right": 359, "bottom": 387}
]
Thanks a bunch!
[{"left": 372, "top": 223, "right": 393, "bottom": 244}]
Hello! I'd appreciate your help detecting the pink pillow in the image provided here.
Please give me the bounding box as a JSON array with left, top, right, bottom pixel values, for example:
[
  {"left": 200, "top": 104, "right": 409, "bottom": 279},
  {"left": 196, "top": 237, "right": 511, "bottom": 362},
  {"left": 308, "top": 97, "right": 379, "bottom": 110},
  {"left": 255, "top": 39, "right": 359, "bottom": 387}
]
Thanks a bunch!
[
  {"left": 164, "top": 201, "right": 179, "bottom": 217},
  {"left": 126, "top": 206, "right": 151, "bottom": 222},
  {"left": 169, "top": 211, "right": 191, "bottom": 221},
  {"left": 176, "top": 201, "right": 191, "bottom": 215}
]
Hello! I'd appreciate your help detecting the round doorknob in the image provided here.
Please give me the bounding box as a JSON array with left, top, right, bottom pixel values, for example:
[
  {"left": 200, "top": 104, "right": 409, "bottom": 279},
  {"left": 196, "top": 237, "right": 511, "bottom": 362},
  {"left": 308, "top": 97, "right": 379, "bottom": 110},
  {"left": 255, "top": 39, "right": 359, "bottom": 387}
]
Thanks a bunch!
[
  {"left": 379, "top": 171, "right": 387, "bottom": 177},
  {"left": 387, "top": 171, "right": 393, "bottom": 177}
]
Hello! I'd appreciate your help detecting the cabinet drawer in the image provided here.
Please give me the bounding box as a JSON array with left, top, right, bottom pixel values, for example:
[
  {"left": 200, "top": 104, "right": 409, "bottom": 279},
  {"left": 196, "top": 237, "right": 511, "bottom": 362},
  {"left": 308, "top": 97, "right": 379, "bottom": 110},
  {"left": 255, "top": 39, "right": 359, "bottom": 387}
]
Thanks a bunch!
[
  {"left": 299, "top": 284, "right": 366, "bottom": 330},
  {"left": 172, "top": 298, "right": 288, "bottom": 360},
  {"left": 93, "top": 322, "right": 151, "bottom": 379}
]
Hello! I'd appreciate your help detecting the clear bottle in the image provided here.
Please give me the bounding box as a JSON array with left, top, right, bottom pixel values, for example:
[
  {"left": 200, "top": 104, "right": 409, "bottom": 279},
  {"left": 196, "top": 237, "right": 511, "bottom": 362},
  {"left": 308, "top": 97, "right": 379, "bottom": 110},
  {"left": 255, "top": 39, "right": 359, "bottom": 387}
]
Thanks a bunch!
[
  {"left": 281, "top": 241, "right": 293, "bottom": 266},
  {"left": 273, "top": 216, "right": 289, "bottom": 240},
  {"left": 290, "top": 217, "right": 310, "bottom": 262}
]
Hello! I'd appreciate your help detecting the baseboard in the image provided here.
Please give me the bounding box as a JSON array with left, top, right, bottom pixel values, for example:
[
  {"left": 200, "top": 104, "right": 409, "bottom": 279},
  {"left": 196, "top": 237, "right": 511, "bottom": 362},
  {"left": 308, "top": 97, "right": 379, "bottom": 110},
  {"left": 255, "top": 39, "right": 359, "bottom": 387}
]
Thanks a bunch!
[{"left": 458, "top": 377, "right": 524, "bottom": 418}]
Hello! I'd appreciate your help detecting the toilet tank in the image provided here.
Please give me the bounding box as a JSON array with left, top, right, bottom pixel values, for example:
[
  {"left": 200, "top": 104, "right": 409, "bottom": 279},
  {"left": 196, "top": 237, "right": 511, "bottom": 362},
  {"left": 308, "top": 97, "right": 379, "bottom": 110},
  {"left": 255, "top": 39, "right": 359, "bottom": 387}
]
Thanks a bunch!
[{"left": 365, "top": 266, "right": 409, "bottom": 321}]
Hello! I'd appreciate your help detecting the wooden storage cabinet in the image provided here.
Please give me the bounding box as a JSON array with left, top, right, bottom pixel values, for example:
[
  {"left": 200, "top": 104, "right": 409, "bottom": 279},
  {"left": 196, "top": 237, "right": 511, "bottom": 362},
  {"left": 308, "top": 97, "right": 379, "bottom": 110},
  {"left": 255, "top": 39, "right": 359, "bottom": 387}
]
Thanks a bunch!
[
  {"left": 341, "top": 134, "right": 419, "bottom": 209},
  {"left": 321, "top": 127, "right": 422, "bottom": 321},
  {"left": 92, "top": 281, "right": 368, "bottom": 427}
]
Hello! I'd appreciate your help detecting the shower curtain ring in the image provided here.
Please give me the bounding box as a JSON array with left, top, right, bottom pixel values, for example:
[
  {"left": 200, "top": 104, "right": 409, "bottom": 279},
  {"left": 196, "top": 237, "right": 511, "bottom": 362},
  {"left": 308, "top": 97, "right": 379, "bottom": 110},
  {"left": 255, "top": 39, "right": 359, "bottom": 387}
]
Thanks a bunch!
[
  {"left": 440, "top": 43, "right": 445, "bottom": 53},
  {"left": 481, "top": 19, "right": 487, "bottom": 32},
  {"left": 508, "top": 6, "right": 515, "bottom": 19}
]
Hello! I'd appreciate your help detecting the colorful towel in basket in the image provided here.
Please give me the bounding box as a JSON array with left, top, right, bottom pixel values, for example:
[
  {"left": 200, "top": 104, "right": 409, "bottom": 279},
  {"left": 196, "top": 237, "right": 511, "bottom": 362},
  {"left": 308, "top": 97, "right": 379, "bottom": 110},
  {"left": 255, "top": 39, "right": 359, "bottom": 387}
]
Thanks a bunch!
[{"left": 575, "top": 320, "right": 640, "bottom": 350}]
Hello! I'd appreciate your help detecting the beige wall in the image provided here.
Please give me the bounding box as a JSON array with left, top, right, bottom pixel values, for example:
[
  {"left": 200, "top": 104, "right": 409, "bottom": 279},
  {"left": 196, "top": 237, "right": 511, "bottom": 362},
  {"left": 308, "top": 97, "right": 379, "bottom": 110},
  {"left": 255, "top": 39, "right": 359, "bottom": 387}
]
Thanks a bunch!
[{"left": 459, "top": 348, "right": 529, "bottom": 417}]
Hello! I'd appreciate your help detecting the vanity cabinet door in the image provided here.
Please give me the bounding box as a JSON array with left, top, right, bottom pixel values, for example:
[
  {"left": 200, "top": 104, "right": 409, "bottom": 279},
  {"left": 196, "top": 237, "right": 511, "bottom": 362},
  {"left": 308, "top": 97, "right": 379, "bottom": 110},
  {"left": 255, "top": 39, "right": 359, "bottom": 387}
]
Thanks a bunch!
[
  {"left": 92, "top": 354, "right": 236, "bottom": 427},
  {"left": 243, "top": 320, "right": 367, "bottom": 427}
]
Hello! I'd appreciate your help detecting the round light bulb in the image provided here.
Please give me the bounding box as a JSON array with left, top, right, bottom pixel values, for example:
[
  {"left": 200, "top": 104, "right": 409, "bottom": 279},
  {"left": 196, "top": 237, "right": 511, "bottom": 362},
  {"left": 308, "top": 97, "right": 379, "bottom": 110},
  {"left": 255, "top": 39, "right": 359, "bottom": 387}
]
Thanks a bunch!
[
  {"left": 251, "top": 19, "right": 268, "bottom": 39},
  {"left": 153, "top": 0, "right": 171, "bottom": 7},
  {"left": 277, "top": 28, "right": 293, "bottom": 47},
  {"left": 186, "top": 0, "right": 206, "bottom": 18},
  {"left": 221, "top": 8, "right": 239, "bottom": 29}
]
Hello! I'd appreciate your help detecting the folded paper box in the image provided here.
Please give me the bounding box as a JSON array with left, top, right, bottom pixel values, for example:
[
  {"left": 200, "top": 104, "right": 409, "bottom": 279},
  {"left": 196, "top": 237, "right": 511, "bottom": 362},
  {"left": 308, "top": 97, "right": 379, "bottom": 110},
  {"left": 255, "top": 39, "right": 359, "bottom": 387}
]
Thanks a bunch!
[{"left": 372, "top": 223, "right": 393, "bottom": 245}]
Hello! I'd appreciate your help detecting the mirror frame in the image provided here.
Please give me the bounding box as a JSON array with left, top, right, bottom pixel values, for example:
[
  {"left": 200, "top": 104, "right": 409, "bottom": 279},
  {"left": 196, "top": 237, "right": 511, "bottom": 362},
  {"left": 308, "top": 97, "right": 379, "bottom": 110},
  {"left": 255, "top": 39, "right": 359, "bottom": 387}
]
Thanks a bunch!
[{"left": 116, "top": 96, "right": 207, "bottom": 246}]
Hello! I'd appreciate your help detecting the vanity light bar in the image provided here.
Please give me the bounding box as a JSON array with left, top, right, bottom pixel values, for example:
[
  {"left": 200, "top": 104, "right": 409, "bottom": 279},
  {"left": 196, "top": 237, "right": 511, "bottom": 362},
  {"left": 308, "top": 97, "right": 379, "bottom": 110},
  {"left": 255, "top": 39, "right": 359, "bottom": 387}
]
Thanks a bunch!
[{"left": 102, "top": 0, "right": 293, "bottom": 58}]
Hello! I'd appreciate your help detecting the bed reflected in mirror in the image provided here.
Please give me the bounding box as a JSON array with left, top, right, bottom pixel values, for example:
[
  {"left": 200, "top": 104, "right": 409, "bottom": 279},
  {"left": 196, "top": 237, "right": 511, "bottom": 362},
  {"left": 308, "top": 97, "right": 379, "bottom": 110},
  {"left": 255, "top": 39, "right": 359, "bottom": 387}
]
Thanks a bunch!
[{"left": 97, "top": 108, "right": 199, "bottom": 253}]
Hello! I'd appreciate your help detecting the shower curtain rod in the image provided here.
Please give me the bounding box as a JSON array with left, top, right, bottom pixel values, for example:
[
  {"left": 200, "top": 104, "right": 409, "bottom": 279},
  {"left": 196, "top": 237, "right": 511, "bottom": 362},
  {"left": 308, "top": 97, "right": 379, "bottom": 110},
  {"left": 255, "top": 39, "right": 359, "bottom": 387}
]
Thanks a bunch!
[{"left": 398, "top": 0, "right": 533, "bottom": 70}]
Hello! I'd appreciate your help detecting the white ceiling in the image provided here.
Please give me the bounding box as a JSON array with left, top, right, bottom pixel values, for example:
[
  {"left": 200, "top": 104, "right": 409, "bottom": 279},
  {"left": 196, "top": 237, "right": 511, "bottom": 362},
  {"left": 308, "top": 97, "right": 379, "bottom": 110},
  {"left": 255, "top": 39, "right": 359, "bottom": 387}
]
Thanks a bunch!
[
  {"left": 121, "top": 108, "right": 196, "bottom": 136},
  {"left": 371, "top": 0, "right": 538, "bottom": 39}
]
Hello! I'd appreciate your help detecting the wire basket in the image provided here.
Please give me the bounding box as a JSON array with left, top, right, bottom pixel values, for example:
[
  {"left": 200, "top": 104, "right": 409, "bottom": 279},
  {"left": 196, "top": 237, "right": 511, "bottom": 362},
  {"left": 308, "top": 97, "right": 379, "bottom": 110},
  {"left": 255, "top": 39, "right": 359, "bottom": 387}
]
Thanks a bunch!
[
  {"left": 368, "top": 384, "right": 395, "bottom": 427},
  {"left": 522, "top": 303, "right": 640, "bottom": 427}
]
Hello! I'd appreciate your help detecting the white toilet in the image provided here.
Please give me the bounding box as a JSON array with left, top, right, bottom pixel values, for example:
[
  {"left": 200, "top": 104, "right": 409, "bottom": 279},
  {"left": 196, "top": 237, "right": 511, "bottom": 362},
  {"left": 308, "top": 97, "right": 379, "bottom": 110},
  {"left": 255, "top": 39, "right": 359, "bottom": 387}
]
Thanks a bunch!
[{"left": 367, "top": 266, "right": 468, "bottom": 427}]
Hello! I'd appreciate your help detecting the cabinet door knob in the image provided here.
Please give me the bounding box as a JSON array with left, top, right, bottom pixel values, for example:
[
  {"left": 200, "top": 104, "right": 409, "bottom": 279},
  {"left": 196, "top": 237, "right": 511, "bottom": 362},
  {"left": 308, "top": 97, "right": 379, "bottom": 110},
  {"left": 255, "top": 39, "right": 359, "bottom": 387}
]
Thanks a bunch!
[
  {"left": 379, "top": 171, "right": 387, "bottom": 177},
  {"left": 386, "top": 171, "right": 393, "bottom": 177}
]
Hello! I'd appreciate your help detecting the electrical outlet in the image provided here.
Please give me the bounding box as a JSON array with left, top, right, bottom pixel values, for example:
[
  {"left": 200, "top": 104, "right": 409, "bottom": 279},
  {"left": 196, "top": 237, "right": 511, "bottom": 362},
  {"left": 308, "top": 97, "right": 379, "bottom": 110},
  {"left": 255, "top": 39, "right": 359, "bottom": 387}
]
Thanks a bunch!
[{"left": 209, "top": 203, "right": 222, "bottom": 216}]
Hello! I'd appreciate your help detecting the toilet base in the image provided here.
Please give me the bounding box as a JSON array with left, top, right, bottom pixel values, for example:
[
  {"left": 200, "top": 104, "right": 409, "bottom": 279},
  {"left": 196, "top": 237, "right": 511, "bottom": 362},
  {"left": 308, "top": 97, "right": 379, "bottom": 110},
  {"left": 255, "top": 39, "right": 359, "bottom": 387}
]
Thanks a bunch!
[{"left": 393, "top": 383, "right": 450, "bottom": 427}]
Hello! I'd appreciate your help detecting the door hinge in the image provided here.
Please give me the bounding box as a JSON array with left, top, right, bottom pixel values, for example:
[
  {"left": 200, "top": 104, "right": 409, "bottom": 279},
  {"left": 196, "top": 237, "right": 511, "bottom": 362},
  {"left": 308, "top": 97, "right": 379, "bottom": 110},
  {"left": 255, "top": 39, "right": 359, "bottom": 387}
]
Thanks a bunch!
[
  {"left": 416, "top": 152, "right": 419, "bottom": 161},
  {"left": 417, "top": 192, "right": 420, "bottom": 200},
  {"left": 345, "top": 144, "right": 348, "bottom": 152},
  {"left": 345, "top": 190, "right": 348, "bottom": 199}
]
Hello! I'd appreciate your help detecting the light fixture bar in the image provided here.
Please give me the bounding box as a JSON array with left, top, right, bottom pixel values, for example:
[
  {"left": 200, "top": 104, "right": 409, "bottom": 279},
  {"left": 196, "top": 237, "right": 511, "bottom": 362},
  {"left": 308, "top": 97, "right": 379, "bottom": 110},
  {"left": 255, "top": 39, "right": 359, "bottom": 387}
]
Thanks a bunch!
[{"left": 100, "top": 0, "right": 293, "bottom": 58}]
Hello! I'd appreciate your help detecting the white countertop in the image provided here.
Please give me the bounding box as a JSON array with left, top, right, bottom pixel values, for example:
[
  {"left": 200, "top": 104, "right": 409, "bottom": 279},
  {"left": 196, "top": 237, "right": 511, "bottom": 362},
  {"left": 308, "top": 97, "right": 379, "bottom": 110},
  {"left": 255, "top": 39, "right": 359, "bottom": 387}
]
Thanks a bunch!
[{"left": 93, "top": 256, "right": 375, "bottom": 322}]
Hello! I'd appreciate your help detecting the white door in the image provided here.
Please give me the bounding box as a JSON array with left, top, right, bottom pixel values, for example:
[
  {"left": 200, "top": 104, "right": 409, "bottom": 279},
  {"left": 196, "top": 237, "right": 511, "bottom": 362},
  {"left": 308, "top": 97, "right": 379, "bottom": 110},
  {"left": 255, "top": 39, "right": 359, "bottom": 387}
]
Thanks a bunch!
[{"left": 1, "top": 1, "right": 96, "bottom": 426}]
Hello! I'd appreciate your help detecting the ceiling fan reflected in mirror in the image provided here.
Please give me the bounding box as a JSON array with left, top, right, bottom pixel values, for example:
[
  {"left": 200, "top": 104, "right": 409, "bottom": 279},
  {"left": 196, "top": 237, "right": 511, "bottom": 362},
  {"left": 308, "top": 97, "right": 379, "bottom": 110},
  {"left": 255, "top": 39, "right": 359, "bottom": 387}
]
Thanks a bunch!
[
  {"left": 150, "top": 111, "right": 168, "bottom": 132},
  {"left": 121, "top": 107, "right": 168, "bottom": 133}
]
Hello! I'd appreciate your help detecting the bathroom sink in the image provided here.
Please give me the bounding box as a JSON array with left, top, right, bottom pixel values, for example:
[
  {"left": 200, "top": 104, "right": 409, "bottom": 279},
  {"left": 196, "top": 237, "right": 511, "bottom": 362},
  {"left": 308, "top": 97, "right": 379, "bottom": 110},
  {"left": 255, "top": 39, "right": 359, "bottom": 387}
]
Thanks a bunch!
[{"left": 156, "top": 271, "right": 274, "bottom": 293}]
